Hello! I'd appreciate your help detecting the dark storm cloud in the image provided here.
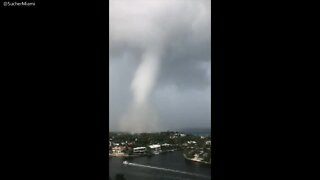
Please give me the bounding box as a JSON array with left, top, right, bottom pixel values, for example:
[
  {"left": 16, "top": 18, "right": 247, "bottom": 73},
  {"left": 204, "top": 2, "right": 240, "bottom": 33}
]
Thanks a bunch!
[{"left": 110, "top": 0, "right": 211, "bottom": 131}]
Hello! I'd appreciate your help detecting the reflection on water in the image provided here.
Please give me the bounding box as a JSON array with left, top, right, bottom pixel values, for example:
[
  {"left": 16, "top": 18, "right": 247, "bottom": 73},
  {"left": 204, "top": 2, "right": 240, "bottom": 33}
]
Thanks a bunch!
[{"left": 109, "top": 151, "right": 211, "bottom": 180}]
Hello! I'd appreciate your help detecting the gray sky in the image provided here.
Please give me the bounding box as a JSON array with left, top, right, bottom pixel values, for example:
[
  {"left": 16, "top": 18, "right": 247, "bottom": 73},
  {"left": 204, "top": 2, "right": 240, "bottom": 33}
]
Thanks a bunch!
[{"left": 110, "top": 0, "right": 211, "bottom": 132}]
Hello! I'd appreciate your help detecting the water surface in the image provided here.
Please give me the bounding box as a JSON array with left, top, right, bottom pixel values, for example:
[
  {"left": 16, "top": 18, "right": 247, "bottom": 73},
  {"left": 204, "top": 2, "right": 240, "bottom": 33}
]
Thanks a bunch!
[{"left": 109, "top": 151, "right": 211, "bottom": 180}]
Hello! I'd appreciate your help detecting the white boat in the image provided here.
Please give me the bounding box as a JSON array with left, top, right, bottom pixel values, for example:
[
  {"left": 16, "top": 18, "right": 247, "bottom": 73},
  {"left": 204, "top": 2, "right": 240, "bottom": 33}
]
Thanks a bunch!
[
  {"left": 153, "top": 151, "right": 160, "bottom": 155},
  {"left": 123, "top": 161, "right": 129, "bottom": 165}
]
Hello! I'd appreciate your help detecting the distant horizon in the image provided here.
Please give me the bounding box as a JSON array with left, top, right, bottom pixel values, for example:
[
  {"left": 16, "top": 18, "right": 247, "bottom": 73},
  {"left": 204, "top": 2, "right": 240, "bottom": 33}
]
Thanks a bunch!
[{"left": 109, "top": 127, "right": 211, "bottom": 133}]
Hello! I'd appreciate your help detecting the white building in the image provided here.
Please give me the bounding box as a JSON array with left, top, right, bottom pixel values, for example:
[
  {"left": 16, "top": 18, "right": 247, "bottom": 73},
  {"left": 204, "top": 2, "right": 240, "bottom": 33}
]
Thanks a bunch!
[
  {"left": 187, "top": 141, "right": 197, "bottom": 144},
  {"left": 112, "top": 146, "right": 126, "bottom": 154},
  {"left": 161, "top": 143, "right": 171, "bottom": 147},
  {"left": 149, "top": 144, "right": 161, "bottom": 154},
  {"left": 133, "top": 147, "right": 146, "bottom": 153}
]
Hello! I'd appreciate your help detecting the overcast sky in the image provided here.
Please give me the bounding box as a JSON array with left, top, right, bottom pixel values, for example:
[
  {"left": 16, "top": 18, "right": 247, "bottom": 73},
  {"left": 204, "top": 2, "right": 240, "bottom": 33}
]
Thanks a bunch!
[{"left": 109, "top": 0, "right": 211, "bottom": 132}]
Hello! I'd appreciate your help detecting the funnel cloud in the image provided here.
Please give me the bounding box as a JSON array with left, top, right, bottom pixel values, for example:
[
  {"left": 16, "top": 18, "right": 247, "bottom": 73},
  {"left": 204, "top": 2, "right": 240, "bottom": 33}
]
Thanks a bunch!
[
  {"left": 131, "top": 51, "right": 160, "bottom": 106},
  {"left": 110, "top": 0, "right": 211, "bottom": 132},
  {"left": 119, "top": 50, "right": 161, "bottom": 133}
]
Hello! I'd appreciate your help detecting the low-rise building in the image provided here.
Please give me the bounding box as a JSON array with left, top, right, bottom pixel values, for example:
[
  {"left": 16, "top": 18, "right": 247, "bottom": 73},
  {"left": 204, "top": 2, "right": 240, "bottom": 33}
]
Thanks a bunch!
[
  {"left": 149, "top": 144, "right": 161, "bottom": 154},
  {"left": 161, "top": 143, "right": 171, "bottom": 147},
  {"left": 187, "top": 141, "right": 197, "bottom": 144},
  {"left": 133, "top": 147, "right": 146, "bottom": 153},
  {"left": 112, "top": 146, "right": 126, "bottom": 154}
]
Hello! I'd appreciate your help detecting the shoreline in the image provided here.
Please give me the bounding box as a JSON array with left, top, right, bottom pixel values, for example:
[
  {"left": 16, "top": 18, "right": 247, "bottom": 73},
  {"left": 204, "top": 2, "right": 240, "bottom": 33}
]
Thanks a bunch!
[
  {"left": 109, "top": 152, "right": 211, "bottom": 165},
  {"left": 109, "top": 153, "right": 140, "bottom": 157},
  {"left": 109, "top": 149, "right": 180, "bottom": 158}
]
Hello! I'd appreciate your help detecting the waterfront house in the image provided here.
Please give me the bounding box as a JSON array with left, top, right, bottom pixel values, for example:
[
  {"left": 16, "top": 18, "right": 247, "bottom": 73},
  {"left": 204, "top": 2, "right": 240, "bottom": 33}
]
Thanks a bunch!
[
  {"left": 161, "top": 143, "right": 171, "bottom": 147},
  {"left": 187, "top": 141, "right": 197, "bottom": 144},
  {"left": 112, "top": 146, "right": 126, "bottom": 154},
  {"left": 149, "top": 144, "right": 161, "bottom": 154},
  {"left": 133, "top": 147, "right": 146, "bottom": 153}
]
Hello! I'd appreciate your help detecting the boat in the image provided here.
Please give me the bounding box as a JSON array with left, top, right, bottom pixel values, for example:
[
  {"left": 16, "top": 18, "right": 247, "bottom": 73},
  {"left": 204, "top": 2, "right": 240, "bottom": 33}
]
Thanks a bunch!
[
  {"left": 123, "top": 161, "right": 129, "bottom": 165},
  {"left": 153, "top": 151, "right": 160, "bottom": 155}
]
